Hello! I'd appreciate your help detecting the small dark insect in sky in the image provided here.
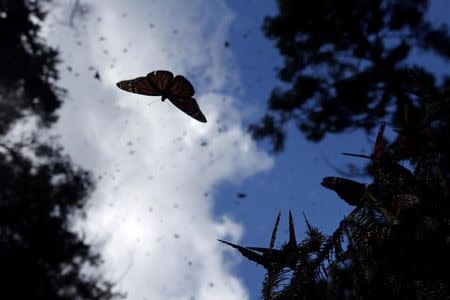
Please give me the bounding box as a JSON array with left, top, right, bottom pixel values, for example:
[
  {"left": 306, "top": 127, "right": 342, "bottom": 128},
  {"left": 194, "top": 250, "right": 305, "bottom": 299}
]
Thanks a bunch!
[
  {"left": 224, "top": 41, "right": 229, "bottom": 47},
  {"left": 94, "top": 71, "right": 101, "bottom": 80},
  {"left": 237, "top": 193, "right": 247, "bottom": 198},
  {"left": 116, "top": 70, "right": 207, "bottom": 123}
]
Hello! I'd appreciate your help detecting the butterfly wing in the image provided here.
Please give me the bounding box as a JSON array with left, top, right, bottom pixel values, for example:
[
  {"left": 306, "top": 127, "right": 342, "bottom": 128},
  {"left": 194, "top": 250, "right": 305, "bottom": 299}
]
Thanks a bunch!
[
  {"left": 117, "top": 71, "right": 207, "bottom": 123},
  {"left": 167, "top": 75, "right": 195, "bottom": 97},
  {"left": 372, "top": 123, "right": 385, "bottom": 162},
  {"left": 168, "top": 96, "right": 207, "bottom": 123},
  {"left": 146, "top": 70, "right": 174, "bottom": 92},
  {"left": 116, "top": 76, "right": 161, "bottom": 96}
]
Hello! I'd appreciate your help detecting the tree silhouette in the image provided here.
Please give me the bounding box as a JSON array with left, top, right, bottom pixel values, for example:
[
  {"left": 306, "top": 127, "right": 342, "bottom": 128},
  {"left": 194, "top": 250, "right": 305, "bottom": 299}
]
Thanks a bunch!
[
  {"left": 0, "top": 143, "right": 121, "bottom": 299},
  {"left": 0, "top": 0, "right": 121, "bottom": 298},
  {"left": 250, "top": 0, "right": 450, "bottom": 151},
  {"left": 221, "top": 1, "right": 450, "bottom": 298},
  {"left": 0, "top": 0, "right": 63, "bottom": 135},
  {"left": 223, "top": 80, "right": 450, "bottom": 298}
]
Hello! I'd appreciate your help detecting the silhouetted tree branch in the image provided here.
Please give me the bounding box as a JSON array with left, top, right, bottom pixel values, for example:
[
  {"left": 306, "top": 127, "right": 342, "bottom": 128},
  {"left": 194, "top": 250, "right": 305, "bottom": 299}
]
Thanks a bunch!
[
  {"left": 250, "top": 0, "right": 450, "bottom": 152},
  {"left": 0, "top": 0, "right": 121, "bottom": 298},
  {"left": 225, "top": 85, "right": 450, "bottom": 298}
]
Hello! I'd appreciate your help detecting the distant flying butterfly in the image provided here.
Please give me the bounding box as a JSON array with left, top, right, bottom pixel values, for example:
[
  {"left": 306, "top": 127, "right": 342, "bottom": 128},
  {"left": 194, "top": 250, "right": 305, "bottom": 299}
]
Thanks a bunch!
[{"left": 116, "top": 70, "right": 207, "bottom": 123}]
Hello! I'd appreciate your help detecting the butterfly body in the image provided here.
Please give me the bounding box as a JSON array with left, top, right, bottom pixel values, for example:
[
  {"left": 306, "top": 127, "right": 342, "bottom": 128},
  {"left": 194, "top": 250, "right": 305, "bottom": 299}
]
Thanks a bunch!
[
  {"left": 116, "top": 70, "right": 207, "bottom": 123},
  {"left": 160, "top": 93, "right": 168, "bottom": 102}
]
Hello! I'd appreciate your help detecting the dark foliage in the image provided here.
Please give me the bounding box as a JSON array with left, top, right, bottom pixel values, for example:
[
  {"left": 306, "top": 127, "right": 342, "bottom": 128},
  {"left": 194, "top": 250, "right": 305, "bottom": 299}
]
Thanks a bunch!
[
  {"left": 227, "top": 1, "right": 450, "bottom": 297},
  {"left": 0, "top": 0, "right": 120, "bottom": 298},
  {"left": 223, "top": 79, "right": 450, "bottom": 298},
  {"left": 250, "top": 0, "right": 450, "bottom": 151},
  {"left": 0, "top": 0, "right": 63, "bottom": 135},
  {"left": 0, "top": 143, "right": 121, "bottom": 299}
]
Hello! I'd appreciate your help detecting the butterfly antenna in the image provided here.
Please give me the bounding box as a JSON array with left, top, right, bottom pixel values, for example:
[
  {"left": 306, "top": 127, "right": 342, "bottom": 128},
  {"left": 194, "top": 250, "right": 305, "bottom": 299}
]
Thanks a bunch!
[
  {"left": 148, "top": 99, "right": 160, "bottom": 107},
  {"left": 341, "top": 152, "right": 371, "bottom": 159},
  {"left": 165, "top": 101, "right": 176, "bottom": 111},
  {"left": 342, "top": 124, "right": 386, "bottom": 161}
]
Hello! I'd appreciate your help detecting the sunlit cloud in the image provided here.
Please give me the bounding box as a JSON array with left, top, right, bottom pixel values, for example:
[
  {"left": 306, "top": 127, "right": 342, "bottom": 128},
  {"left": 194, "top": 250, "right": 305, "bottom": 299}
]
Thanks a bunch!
[{"left": 45, "top": 0, "right": 273, "bottom": 299}]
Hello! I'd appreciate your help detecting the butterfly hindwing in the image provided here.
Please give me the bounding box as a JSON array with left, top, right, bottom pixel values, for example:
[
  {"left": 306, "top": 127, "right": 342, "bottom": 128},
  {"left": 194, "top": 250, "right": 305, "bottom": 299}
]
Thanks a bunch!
[
  {"left": 168, "top": 96, "right": 207, "bottom": 123},
  {"left": 117, "top": 70, "right": 207, "bottom": 123},
  {"left": 146, "top": 70, "right": 174, "bottom": 92},
  {"left": 116, "top": 76, "right": 161, "bottom": 96},
  {"left": 168, "top": 75, "right": 195, "bottom": 98}
]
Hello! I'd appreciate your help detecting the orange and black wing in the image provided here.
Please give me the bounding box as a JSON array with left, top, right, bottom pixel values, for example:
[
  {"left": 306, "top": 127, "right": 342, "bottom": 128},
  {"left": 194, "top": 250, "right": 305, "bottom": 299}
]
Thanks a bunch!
[
  {"left": 167, "top": 75, "right": 195, "bottom": 98},
  {"left": 168, "top": 96, "right": 207, "bottom": 123},
  {"left": 116, "top": 76, "right": 161, "bottom": 96},
  {"left": 146, "top": 70, "right": 174, "bottom": 92},
  {"left": 372, "top": 123, "right": 385, "bottom": 162}
]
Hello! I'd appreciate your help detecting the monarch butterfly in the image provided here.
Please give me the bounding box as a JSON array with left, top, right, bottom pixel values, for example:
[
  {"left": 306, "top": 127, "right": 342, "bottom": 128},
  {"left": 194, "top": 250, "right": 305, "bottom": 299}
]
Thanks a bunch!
[
  {"left": 218, "top": 211, "right": 299, "bottom": 270},
  {"left": 116, "top": 70, "right": 207, "bottom": 123}
]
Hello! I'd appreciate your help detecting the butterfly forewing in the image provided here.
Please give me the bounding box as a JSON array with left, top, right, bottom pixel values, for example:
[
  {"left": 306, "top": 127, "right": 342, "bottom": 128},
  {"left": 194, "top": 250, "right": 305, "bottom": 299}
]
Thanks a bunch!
[
  {"left": 117, "top": 70, "right": 207, "bottom": 123},
  {"left": 168, "top": 75, "right": 195, "bottom": 97},
  {"left": 269, "top": 212, "right": 281, "bottom": 252},
  {"left": 116, "top": 77, "right": 161, "bottom": 96},
  {"left": 168, "top": 96, "right": 207, "bottom": 123},
  {"left": 372, "top": 123, "right": 385, "bottom": 161},
  {"left": 146, "top": 70, "right": 174, "bottom": 92}
]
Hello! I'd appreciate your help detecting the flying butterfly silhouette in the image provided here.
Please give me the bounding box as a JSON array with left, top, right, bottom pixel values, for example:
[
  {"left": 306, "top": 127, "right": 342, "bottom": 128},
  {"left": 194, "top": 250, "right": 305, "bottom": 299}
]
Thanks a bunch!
[{"left": 116, "top": 70, "right": 207, "bottom": 123}]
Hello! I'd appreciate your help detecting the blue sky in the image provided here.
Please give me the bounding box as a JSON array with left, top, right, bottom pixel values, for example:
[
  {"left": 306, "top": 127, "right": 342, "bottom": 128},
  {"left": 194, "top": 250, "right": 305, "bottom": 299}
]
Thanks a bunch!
[
  {"left": 214, "top": 0, "right": 450, "bottom": 299},
  {"left": 39, "top": 0, "right": 450, "bottom": 299}
]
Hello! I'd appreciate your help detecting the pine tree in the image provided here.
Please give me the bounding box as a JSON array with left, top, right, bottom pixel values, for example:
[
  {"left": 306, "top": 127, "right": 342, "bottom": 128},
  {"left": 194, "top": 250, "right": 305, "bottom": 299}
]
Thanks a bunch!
[{"left": 223, "top": 73, "right": 450, "bottom": 298}]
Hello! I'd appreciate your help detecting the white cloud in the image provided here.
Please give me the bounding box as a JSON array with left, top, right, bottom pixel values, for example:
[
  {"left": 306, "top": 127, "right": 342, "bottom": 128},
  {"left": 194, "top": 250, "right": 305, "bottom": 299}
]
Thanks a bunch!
[{"left": 46, "top": 1, "right": 272, "bottom": 299}]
